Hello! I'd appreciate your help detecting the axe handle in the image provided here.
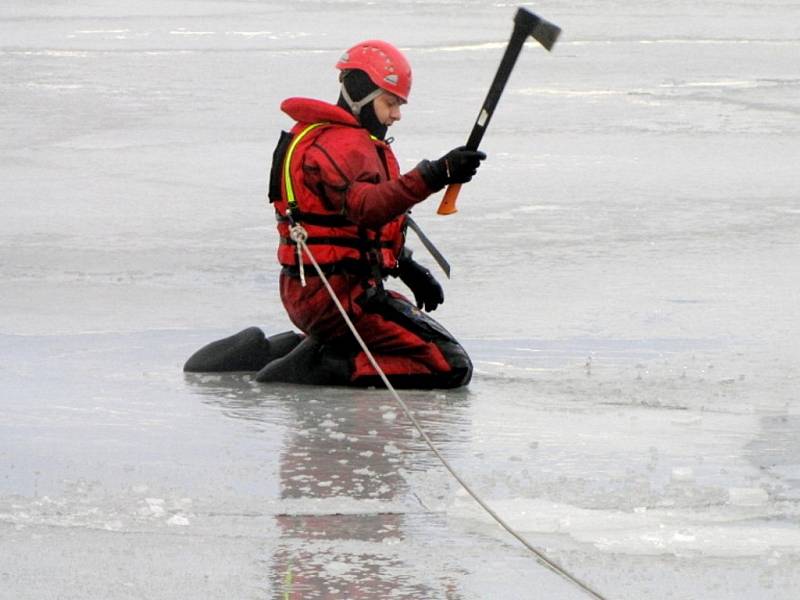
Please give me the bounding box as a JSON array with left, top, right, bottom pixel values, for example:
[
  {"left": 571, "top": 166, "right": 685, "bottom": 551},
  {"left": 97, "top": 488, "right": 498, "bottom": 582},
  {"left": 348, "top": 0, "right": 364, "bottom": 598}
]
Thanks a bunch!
[
  {"left": 437, "top": 8, "right": 556, "bottom": 216},
  {"left": 437, "top": 183, "right": 462, "bottom": 215}
]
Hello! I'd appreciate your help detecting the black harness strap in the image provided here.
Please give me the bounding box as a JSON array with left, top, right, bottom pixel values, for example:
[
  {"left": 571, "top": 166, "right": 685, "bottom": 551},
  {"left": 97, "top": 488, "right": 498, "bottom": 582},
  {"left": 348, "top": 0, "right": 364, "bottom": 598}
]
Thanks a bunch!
[
  {"left": 281, "top": 260, "right": 372, "bottom": 279},
  {"left": 275, "top": 211, "right": 352, "bottom": 228},
  {"left": 280, "top": 236, "right": 394, "bottom": 249}
]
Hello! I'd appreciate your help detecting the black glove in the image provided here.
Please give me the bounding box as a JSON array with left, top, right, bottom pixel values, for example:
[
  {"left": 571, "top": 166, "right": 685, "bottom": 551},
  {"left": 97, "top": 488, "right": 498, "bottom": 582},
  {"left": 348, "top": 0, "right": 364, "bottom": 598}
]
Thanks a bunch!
[
  {"left": 418, "top": 146, "right": 487, "bottom": 191},
  {"left": 396, "top": 250, "right": 444, "bottom": 312}
]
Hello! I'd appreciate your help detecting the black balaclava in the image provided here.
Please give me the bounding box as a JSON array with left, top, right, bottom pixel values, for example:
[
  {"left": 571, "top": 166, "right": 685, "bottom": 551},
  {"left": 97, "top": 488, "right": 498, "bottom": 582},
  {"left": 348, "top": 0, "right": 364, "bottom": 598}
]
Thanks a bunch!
[{"left": 337, "top": 69, "right": 388, "bottom": 141}]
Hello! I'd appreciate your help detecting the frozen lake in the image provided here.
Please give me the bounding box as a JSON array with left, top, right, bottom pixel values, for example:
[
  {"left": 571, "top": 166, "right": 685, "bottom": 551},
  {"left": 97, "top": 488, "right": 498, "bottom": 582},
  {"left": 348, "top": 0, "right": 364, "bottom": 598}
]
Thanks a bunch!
[{"left": 1, "top": 1, "right": 799, "bottom": 598}]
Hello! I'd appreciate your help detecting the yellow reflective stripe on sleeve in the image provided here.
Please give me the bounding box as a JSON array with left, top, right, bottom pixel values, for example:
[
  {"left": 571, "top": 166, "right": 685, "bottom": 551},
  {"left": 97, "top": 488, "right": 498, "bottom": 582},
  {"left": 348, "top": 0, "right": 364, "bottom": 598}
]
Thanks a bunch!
[{"left": 283, "top": 122, "right": 329, "bottom": 209}]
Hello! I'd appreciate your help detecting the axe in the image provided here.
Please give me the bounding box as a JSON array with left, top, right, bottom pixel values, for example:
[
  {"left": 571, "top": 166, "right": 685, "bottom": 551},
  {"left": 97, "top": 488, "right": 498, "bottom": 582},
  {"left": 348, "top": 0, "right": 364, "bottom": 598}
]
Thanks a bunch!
[{"left": 437, "top": 7, "right": 561, "bottom": 215}]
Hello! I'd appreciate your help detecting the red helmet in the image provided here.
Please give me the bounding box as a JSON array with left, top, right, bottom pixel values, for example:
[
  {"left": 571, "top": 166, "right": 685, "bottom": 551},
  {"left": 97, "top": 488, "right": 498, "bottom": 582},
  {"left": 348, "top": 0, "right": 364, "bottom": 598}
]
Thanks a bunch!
[{"left": 335, "top": 40, "right": 412, "bottom": 101}]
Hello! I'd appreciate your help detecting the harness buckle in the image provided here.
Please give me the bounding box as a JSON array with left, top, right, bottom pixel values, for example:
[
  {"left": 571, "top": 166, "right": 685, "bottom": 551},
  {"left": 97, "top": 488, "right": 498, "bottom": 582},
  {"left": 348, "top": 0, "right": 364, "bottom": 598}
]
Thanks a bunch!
[{"left": 287, "top": 210, "right": 309, "bottom": 287}]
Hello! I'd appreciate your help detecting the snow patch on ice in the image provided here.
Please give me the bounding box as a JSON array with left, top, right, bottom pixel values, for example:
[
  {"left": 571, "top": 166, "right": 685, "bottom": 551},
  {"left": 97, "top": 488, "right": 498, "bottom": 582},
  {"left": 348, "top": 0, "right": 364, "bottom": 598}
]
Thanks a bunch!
[
  {"left": 144, "top": 498, "right": 165, "bottom": 517},
  {"left": 170, "top": 29, "right": 215, "bottom": 36},
  {"left": 728, "top": 487, "right": 769, "bottom": 507},
  {"left": 323, "top": 560, "right": 353, "bottom": 577},
  {"left": 449, "top": 496, "right": 800, "bottom": 557},
  {"left": 166, "top": 514, "right": 190, "bottom": 526},
  {"left": 671, "top": 467, "right": 695, "bottom": 482},
  {"left": 661, "top": 79, "right": 760, "bottom": 88},
  {"left": 383, "top": 443, "right": 402, "bottom": 456}
]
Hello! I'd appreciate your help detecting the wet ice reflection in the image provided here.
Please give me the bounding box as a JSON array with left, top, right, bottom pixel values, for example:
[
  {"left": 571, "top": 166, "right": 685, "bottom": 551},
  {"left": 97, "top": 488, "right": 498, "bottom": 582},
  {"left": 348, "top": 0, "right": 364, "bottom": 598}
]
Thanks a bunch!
[{"left": 188, "top": 378, "right": 478, "bottom": 598}]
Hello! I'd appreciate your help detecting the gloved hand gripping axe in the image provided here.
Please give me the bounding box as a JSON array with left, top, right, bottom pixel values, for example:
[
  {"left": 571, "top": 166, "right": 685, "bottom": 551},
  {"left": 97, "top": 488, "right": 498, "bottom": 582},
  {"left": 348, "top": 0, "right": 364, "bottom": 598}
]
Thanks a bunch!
[{"left": 437, "top": 8, "right": 561, "bottom": 215}]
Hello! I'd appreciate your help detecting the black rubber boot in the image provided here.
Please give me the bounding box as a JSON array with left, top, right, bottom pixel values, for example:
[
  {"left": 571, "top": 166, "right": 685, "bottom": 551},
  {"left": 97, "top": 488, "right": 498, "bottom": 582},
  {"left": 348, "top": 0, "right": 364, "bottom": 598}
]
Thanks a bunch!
[
  {"left": 255, "top": 337, "right": 352, "bottom": 385},
  {"left": 183, "top": 327, "right": 303, "bottom": 372}
]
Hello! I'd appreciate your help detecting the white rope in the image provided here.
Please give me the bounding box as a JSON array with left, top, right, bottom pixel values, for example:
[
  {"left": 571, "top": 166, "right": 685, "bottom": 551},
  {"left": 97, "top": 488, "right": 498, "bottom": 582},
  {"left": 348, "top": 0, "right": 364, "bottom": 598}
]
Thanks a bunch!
[{"left": 290, "top": 222, "right": 608, "bottom": 600}]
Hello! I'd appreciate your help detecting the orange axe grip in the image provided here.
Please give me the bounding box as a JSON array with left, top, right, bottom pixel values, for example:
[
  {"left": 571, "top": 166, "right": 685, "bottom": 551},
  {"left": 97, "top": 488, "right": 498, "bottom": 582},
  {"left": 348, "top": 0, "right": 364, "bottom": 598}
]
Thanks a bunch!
[{"left": 436, "top": 183, "right": 462, "bottom": 215}]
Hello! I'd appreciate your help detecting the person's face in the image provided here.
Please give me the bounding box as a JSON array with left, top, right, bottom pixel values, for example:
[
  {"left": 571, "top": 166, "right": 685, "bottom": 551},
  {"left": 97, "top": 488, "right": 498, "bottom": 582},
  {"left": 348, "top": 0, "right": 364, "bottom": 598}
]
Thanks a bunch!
[{"left": 373, "top": 92, "right": 404, "bottom": 127}]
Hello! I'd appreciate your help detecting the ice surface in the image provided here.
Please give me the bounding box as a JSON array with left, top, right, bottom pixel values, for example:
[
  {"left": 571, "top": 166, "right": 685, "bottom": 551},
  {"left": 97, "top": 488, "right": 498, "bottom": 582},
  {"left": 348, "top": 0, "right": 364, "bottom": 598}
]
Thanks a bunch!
[{"left": 2, "top": 1, "right": 799, "bottom": 598}]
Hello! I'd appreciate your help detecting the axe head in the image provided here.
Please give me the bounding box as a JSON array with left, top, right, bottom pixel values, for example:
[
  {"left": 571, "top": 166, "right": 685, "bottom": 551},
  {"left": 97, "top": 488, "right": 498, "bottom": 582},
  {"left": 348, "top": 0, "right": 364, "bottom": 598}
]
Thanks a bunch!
[{"left": 514, "top": 7, "right": 561, "bottom": 51}]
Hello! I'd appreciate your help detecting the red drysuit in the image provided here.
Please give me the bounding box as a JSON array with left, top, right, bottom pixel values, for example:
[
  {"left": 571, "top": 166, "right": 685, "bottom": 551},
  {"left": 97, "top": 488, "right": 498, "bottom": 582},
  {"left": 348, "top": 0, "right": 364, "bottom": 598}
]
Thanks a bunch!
[{"left": 271, "top": 97, "right": 471, "bottom": 388}]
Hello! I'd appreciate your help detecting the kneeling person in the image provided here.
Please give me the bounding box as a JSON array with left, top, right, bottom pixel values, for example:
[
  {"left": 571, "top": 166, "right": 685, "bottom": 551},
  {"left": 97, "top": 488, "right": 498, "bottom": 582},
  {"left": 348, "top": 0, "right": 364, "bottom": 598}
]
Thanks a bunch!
[{"left": 184, "top": 40, "right": 485, "bottom": 389}]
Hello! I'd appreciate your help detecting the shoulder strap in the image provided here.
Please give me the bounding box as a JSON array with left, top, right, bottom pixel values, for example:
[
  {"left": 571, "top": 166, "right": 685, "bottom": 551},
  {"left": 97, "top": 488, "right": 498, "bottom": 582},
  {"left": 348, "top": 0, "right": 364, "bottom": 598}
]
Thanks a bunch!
[{"left": 283, "top": 122, "right": 330, "bottom": 212}]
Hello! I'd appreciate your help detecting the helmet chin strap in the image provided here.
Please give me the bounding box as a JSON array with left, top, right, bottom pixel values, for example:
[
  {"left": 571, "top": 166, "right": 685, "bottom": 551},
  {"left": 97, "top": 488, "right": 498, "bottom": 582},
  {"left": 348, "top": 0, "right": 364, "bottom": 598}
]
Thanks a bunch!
[{"left": 340, "top": 82, "right": 382, "bottom": 117}]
